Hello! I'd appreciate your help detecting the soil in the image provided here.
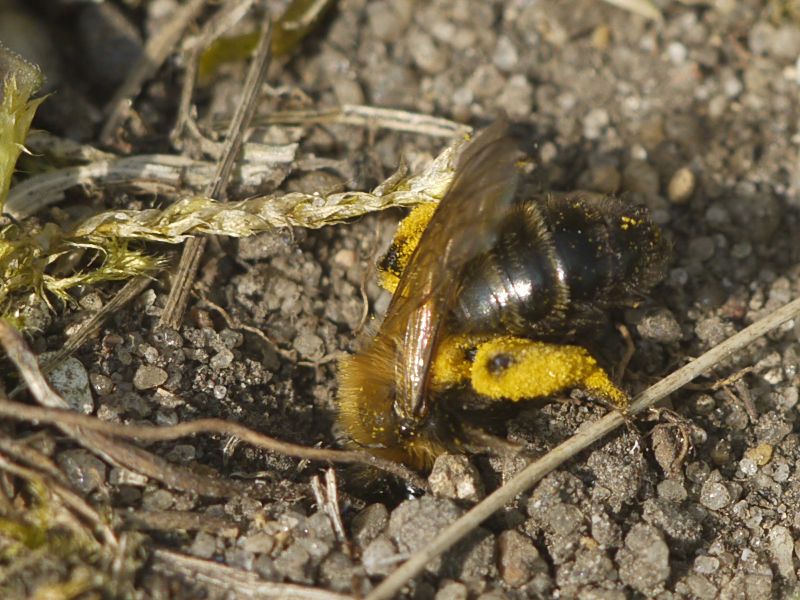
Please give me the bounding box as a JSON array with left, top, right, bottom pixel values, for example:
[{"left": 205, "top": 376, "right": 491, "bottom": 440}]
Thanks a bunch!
[{"left": 2, "top": 0, "right": 800, "bottom": 598}]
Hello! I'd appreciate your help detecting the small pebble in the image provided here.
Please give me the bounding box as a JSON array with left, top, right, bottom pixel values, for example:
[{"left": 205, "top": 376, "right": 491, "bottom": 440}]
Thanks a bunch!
[
  {"left": 362, "top": 535, "right": 398, "bottom": 577},
  {"left": 772, "top": 25, "right": 800, "bottom": 61},
  {"left": 497, "top": 530, "right": 546, "bottom": 587},
  {"left": 133, "top": 365, "right": 168, "bottom": 390},
  {"left": 635, "top": 309, "right": 682, "bottom": 343},
  {"left": 366, "top": 1, "right": 409, "bottom": 43},
  {"left": 306, "top": 511, "right": 336, "bottom": 544},
  {"left": 739, "top": 458, "right": 758, "bottom": 477},
  {"left": 694, "top": 555, "right": 720, "bottom": 575},
  {"left": 623, "top": 160, "right": 660, "bottom": 195},
  {"left": 699, "top": 480, "right": 732, "bottom": 510},
  {"left": 710, "top": 439, "right": 732, "bottom": 466},
  {"left": 583, "top": 108, "right": 610, "bottom": 140},
  {"left": 47, "top": 357, "right": 94, "bottom": 414},
  {"left": 688, "top": 237, "right": 716, "bottom": 262},
  {"left": 333, "top": 249, "right": 356, "bottom": 269},
  {"left": 667, "top": 41, "right": 688, "bottom": 64},
  {"left": 656, "top": 479, "right": 687, "bottom": 502},
  {"left": 190, "top": 531, "right": 217, "bottom": 559},
  {"left": 254, "top": 556, "right": 279, "bottom": 580},
  {"left": 318, "top": 551, "right": 355, "bottom": 593},
  {"left": 435, "top": 580, "right": 468, "bottom": 600},
  {"left": 293, "top": 331, "right": 325, "bottom": 360},
  {"left": 744, "top": 443, "right": 774, "bottom": 467},
  {"left": 408, "top": 30, "right": 447, "bottom": 74},
  {"left": 225, "top": 548, "right": 254, "bottom": 570},
  {"left": 579, "top": 163, "right": 621, "bottom": 194},
  {"left": 352, "top": 503, "right": 389, "bottom": 548},
  {"left": 58, "top": 449, "right": 107, "bottom": 494},
  {"left": 667, "top": 167, "right": 695, "bottom": 203},
  {"left": 165, "top": 444, "right": 196, "bottom": 463},
  {"left": 492, "top": 36, "right": 519, "bottom": 71},
  {"left": 210, "top": 348, "right": 234, "bottom": 370},
  {"left": 89, "top": 372, "right": 115, "bottom": 395},
  {"left": 591, "top": 24, "right": 611, "bottom": 49},
  {"left": 142, "top": 488, "right": 175, "bottom": 511},
  {"left": 768, "top": 525, "right": 796, "bottom": 581},
  {"left": 496, "top": 74, "right": 533, "bottom": 121},
  {"left": 273, "top": 541, "right": 313, "bottom": 584},
  {"left": 467, "top": 64, "right": 506, "bottom": 100},
  {"left": 428, "top": 454, "right": 485, "bottom": 502},
  {"left": 642, "top": 499, "right": 702, "bottom": 545},
  {"left": 618, "top": 524, "right": 670, "bottom": 595}
]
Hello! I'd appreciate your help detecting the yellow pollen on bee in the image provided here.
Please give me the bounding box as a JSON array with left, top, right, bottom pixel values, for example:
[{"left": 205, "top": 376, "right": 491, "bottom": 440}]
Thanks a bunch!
[
  {"left": 468, "top": 336, "right": 628, "bottom": 407},
  {"left": 430, "top": 333, "right": 494, "bottom": 389},
  {"left": 378, "top": 202, "right": 438, "bottom": 293},
  {"left": 619, "top": 215, "right": 642, "bottom": 231}
]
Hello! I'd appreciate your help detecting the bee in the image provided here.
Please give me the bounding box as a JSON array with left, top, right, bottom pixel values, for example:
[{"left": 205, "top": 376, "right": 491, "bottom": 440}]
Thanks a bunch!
[{"left": 337, "top": 122, "right": 668, "bottom": 470}]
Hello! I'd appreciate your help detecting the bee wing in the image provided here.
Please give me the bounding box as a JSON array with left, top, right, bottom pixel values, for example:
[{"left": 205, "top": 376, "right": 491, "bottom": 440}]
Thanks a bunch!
[{"left": 383, "top": 120, "right": 521, "bottom": 421}]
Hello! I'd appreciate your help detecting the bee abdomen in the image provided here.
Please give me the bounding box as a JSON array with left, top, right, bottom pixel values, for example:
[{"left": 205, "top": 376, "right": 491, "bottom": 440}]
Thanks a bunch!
[
  {"left": 453, "top": 202, "right": 568, "bottom": 334},
  {"left": 542, "top": 192, "right": 668, "bottom": 302},
  {"left": 451, "top": 192, "right": 667, "bottom": 335}
]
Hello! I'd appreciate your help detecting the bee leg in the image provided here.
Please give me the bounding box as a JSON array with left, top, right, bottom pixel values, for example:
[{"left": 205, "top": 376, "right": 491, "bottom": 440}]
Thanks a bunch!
[
  {"left": 582, "top": 368, "right": 629, "bottom": 409},
  {"left": 458, "top": 423, "right": 529, "bottom": 461},
  {"left": 613, "top": 323, "right": 636, "bottom": 384},
  {"left": 469, "top": 336, "right": 629, "bottom": 409}
]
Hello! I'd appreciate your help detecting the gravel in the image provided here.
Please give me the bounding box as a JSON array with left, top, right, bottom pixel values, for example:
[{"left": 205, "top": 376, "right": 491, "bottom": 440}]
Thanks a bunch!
[{"left": 6, "top": 0, "right": 800, "bottom": 598}]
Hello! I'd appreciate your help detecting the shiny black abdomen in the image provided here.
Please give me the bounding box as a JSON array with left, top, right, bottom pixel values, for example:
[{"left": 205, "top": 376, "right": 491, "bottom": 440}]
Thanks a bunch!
[{"left": 451, "top": 192, "right": 668, "bottom": 336}]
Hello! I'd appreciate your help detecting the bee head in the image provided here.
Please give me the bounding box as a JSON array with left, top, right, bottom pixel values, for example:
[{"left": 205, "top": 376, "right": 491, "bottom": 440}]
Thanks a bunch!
[{"left": 336, "top": 337, "right": 448, "bottom": 471}]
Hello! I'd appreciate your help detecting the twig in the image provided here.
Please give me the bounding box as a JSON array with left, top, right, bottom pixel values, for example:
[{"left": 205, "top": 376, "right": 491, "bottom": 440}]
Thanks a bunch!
[
  {"left": 38, "top": 276, "right": 153, "bottom": 379},
  {"left": 152, "top": 549, "right": 352, "bottom": 599},
  {"left": 100, "top": 0, "right": 208, "bottom": 143},
  {"left": 311, "top": 469, "right": 347, "bottom": 544},
  {"left": 0, "top": 321, "right": 252, "bottom": 497},
  {"left": 0, "top": 321, "right": 426, "bottom": 488},
  {"left": 6, "top": 144, "right": 295, "bottom": 219},
  {"left": 324, "top": 469, "right": 348, "bottom": 544},
  {"left": 0, "top": 397, "right": 427, "bottom": 491},
  {"left": 6, "top": 154, "right": 214, "bottom": 219},
  {"left": 255, "top": 104, "right": 471, "bottom": 138},
  {"left": 365, "top": 295, "right": 800, "bottom": 600},
  {"left": 9, "top": 275, "right": 154, "bottom": 400},
  {"left": 173, "top": 0, "right": 257, "bottom": 144},
  {"left": 159, "top": 19, "right": 274, "bottom": 331},
  {"left": 124, "top": 510, "right": 238, "bottom": 536},
  {"left": 0, "top": 450, "right": 118, "bottom": 549}
]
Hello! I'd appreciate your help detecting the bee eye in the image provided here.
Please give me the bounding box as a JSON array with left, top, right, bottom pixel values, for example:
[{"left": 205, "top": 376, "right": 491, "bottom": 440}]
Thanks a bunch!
[{"left": 487, "top": 352, "right": 514, "bottom": 374}]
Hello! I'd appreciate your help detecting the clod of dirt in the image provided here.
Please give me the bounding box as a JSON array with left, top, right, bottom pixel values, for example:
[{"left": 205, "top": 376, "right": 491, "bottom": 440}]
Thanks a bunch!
[{"left": 617, "top": 524, "right": 670, "bottom": 596}]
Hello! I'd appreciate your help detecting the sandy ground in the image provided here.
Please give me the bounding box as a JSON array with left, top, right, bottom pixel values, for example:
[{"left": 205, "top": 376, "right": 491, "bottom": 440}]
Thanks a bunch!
[{"left": 2, "top": 0, "right": 800, "bottom": 598}]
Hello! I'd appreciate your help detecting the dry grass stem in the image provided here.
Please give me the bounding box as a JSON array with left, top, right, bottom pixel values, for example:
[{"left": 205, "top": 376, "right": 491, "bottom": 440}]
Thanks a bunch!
[
  {"left": 601, "top": 0, "right": 663, "bottom": 21},
  {"left": 0, "top": 451, "right": 117, "bottom": 550},
  {"left": 257, "top": 104, "right": 471, "bottom": 138},
  {"left": 100, "top": 0, "right": 208, "bottom": 143},
  {"left": 0, "top": 321, "right": 251, "bottom": 497},
  {"left": 173, "top": 0, "right": 257, "bottom": 144},
  {"left": 152, "top": 549, "right": 352, "bottom": 599},
  {"left": 0, "top": 321, "right": 427, "bottom": 489},
  {"left": 159, "top": 19, "right": 274, "bottom": 330}
]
